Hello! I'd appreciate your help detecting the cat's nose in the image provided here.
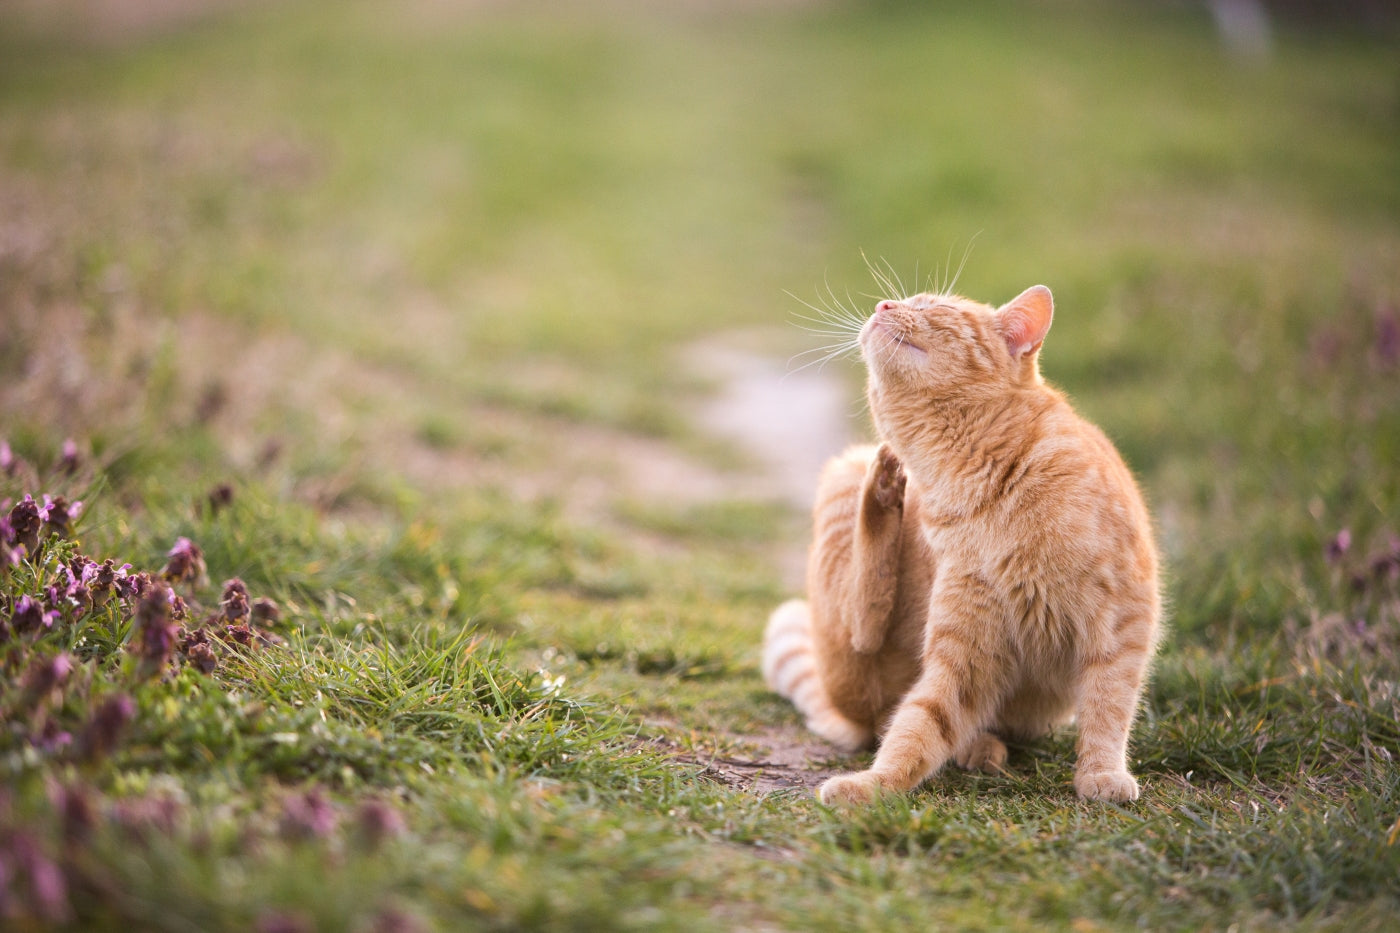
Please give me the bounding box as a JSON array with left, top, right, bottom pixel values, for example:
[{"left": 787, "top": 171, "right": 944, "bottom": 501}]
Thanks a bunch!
[{"left": 875, "top": 300, "right": 900, "bottom": 312}]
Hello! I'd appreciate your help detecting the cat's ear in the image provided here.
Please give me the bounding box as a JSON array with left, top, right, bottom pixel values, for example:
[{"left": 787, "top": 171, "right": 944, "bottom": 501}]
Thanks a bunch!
[{"left": 997, "top": 285, "right": 1054, "bottom": 359}]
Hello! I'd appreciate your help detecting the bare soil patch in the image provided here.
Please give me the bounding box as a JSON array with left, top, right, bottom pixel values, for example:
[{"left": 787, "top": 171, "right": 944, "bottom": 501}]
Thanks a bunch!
[{"left": 660, "top": 726, "right": 849, "bottom": 796}]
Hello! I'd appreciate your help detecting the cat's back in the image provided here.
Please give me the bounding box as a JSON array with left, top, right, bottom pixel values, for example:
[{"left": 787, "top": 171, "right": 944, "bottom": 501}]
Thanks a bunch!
[
  {"left": 1027, "top": 390, "right": 1153, "bottom": 547},
  {"left": 1018, "top": 387, "right": 1142, "bottom": 493}
]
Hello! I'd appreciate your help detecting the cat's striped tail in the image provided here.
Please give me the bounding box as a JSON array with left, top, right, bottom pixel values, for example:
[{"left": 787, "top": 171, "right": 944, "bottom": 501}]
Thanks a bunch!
[{"left": 763, "top": 598, "right": 872, "bottom": 752}]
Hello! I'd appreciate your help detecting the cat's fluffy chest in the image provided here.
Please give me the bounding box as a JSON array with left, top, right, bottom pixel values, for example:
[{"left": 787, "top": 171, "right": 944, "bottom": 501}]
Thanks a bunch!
[{"left": 907, "top": 439, "right": 1123, "bottom": 643}]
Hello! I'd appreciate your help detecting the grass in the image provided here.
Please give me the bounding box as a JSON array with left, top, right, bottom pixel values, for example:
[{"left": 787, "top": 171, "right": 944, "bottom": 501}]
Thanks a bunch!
[{"left": 2, "top": 0, "right": 1399, "bottom": 929}]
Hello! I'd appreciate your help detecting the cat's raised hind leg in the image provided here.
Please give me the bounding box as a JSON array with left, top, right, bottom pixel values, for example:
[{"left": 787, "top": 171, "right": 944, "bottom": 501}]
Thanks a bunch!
[{"left": 848, "top": 444, "right": 906, "bottom": 655}]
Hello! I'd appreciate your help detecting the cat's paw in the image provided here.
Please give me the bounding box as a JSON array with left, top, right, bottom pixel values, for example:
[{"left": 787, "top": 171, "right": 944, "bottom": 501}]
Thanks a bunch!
[
  {"left": 870, "top": 445, "right": 906, "bottom": 512},
  {"left": 818, "top": 771, "right": 887, "bottom": 807},
  {"left": 1074, "top": 769, "right": 1140, "bottom": 802},
  {"left": 954, "top": 733, "right": 1008, "bottom": 773}
]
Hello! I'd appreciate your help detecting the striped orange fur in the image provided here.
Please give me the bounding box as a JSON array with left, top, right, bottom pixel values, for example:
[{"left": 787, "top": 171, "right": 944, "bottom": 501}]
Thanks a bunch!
[{"left": 763, "top": 284, "right": 1162, "bottom": 805}]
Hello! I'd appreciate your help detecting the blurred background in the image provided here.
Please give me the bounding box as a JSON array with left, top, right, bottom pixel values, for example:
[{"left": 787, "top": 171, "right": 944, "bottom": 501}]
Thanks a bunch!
[
  {"left": 2, "top": 0, "right": 1398, "bottom": 631},
  {"left": 5, "top": 5, "right": 1400, "bottom": 926}
]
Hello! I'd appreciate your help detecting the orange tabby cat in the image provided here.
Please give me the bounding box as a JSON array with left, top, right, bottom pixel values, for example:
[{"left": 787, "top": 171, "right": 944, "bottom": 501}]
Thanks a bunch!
[{"left": 763, "top": 284, "right": 1161, "bottom": 805}]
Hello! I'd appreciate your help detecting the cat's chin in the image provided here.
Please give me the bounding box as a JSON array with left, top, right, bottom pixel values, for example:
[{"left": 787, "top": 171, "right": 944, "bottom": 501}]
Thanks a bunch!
[{"left": 860, "top": 320, "right": 926, "bottom": 361}]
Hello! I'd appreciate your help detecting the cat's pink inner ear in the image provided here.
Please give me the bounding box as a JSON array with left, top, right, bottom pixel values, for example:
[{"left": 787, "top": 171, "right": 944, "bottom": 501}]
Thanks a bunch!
[{"left": 998, "top": 285, "right": 1055, "bottom": 358}]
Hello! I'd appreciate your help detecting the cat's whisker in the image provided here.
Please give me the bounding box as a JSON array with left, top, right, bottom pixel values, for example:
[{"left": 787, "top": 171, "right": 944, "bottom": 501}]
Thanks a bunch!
[
  {"left": 860, "top": 249, "right": 901, "bottom": 302},
  {"left": 786, "top": 288, "right": 843, "bottom": 320},
  {"left": 869, "top": 328, "right": 905, "bottom": 370},
  {"left": 790, "top": 310, "right": 865, "bottom": 341},
  {"left": 786, "top": 351, "right": 858, "bottom": 377},
  {"left": 935, "top": 244, "right": 953, "bottom": 295},
  {"left": 792, "top": 318, "right": 858, "bottom": 333},
  {"left": 786, "top": 291, "right": 867, "bottom": 340},
  {"left": 890, "top": 334, "right": 910, "bottom": 366},
  {"left": 794, "top": 327, "right": 861, "bottom": 345},
  {"left": 813, "top": 277, "right": 867, "bottom": 321},
  {"left": 786, "top": 339, "right": 862, "bottom": 376},
  {"left": 883, "top": 257, "right": 908, "bottom": 299},
  {"left": 787, "top": 268, "right": 890, "bottom": 382},
  {"left": 789, "top": 306, "right": 861, "bottom": 332},
  {"left": 877, "top": 265, "right": 902, "bottom": 302},
  {"left": 822, "top": 277, "right": 868, "bottom": 325},
  {"left": 946, "top": 233, "right": 980, "bottom": 296}
]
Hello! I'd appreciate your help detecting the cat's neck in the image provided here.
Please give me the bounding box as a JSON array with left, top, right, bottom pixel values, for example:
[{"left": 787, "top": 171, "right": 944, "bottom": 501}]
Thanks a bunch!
[{"left": 879, "top": 384, "right": 1061, "bottom": 524}]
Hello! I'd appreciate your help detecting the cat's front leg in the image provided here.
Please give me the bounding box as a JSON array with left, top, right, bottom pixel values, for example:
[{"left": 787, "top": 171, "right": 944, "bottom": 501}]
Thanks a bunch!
[
  {"left": 817, "top": 669, "right": 971, "bottom": 806},
  {"left": 819, "top": 613, "right": 1007, "bottom": 806},
  {"left": 848, "top": 444, "right": 906, "bottom": 654},
  {"left": 1072, "top": 630, "right": 1152, "bottom": 802}
]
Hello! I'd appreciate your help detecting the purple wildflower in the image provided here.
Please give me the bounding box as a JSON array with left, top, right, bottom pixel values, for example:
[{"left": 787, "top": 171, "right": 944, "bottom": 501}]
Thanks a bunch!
[
  {"left": 60, "top": 438, "right": 79, "bottom": 474},
  {"left": 221, "top": 578, "right": 250, "bottom": 622},
  {"left": 186, "top": 640, "right": 218, "bottom": 673},
  {"left": 207, "top": 482, "right": 235, "bottom": 514},
  {"left": 0, "top": 439, "right": 14, "bottom": 474},
  {"left": 1371, "top": 536, "right": 1400, "bottom": 583},
  {"left": 355, "top": 799, "right": 406, "bottom": 849},
  {"left": 57, "top": 562, "right": 92, "bottom": 615},
  {"left": 1325, "top": 528, "right": 1351, "bottom": 564},
  {"left": 280, "top": 788, "right": 338, "bottom": 841},
  {"left": 0, "top": 509, "right": 20, "bottom": 570},
  {"left": 84, "top": 559, "right": 128, "bottom": 608},
  {"left": 9, "top": 832, "right": 71, "bottom": 924},
  {"left": 134, "top": 586, "right": 179, "bottom": 676},
  {"left": 22, "top": 652, "right": 73, "bottom": 702},
  {"left": 11, "top": 595, "right": 59, "bottom": 636},
  {"left": 168, "top": 590, "right": 189, "bottom": 622},
  {"left": 78, "top": 693, "right": 136, "bottom": 762},
  {"left": 7, "top": 494, "right": 40, "bottom": 556},
  {"left": 181, "top": 627, "right": 219, "bottom": 673},
  {"left": 159, "top": 536, "right": 206, "bottom": 586},
  {"left": 117, "top": 570, "right": 153, "bottom": 602},
  {"left": 112, "top": 791, "right": 183, "bottom": 840},
  {"left": 32, "top": 720, "right": 74, "bottom": 754},
  {"left": 38, "top": 495, "right": 81, "bottom": 537},
  {"left": 1, "top": 515, "right": 16, "bottom": 570},
  {"left": 251, "top": 597, "right": 281, "bottom": 626},
  {"left": 180, "top": 625, "right": 211, "bottom": 652},
  {"left": 50, "top": 783, "right": 97, "bottom": 846},
  {"left": 223, "top": 622, "right": 256, "bottom": 649}
]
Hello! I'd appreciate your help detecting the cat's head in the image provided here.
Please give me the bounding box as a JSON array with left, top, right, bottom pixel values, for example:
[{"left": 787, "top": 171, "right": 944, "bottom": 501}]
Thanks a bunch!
[{"left": 859, "top": 285, "right": 1054, "bottom": 407}]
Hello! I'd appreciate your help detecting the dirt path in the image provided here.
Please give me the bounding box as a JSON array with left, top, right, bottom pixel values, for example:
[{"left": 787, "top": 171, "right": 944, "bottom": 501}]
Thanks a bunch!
[
  {"left": 666, "top": 727, "right": 849, "bottom": 796},
  {"left": 691, "top": 338, "right": 855, "bottom": 510}
]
